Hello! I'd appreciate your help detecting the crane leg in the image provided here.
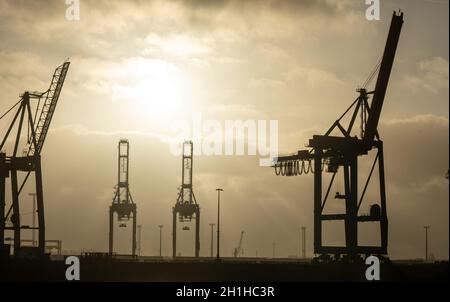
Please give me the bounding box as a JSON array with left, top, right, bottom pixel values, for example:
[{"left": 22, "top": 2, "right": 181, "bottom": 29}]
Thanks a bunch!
[
  {"left": 0, "top": 153, "right": 5, "bottom": 250},
  {"left": 314, "top": 149, "right": 322, "bottom": 254},
  {"left": 172, "top": 209, "right": 177, "bottom": 258},
  {"left": 195, "top": 208, "right": 200, "bottom": 258},
  {"left": 35, "top": 157, "right": 45, "bottom": 256},
  {"left": 109, "top": 207, "right": 114, "bottom": 254},
  {"left": 132, "top": 207, "right": 137, "bottom": 257},
  {"left": 378, "top": 144, "right": 388, "bottom": 252},
  {"left": 11, "top": 170, "right": 20, "bottom": 255}
]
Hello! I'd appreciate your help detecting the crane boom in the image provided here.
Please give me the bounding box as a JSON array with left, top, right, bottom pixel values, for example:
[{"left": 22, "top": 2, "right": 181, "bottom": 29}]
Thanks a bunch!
[
  {"left": 363, "top": 12, "right": 403, "bottom": 147},
  {"left": 233, "top": 231, "right": 244, "bottom": 257},
  {"left": 29, "top": 61, "right": 70, "bottom": 155}
]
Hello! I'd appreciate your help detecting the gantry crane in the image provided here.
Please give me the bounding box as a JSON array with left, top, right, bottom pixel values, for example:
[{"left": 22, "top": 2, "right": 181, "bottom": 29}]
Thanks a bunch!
[
  {"left": 109, "top": 139, "right": 137, "bottom": 256},
  {"left": 172, "top": 141, "right": 200, "bottom": 258},
  {"left": 0, "top": 61, "right": 70, "bottom": 257},
  {"left": 273, "top": 12, "right": 403, "bottom": 258},
  {"left": 233, "top": 231, "right": 244, "bottom": 258}
]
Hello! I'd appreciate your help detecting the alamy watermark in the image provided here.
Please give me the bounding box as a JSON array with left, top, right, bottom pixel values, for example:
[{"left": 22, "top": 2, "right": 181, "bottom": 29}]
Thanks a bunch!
[
  {"left": 365, "top": 255, "right": 380, "bottom": 281},
  {"left": 365, "top": 0, "right": 380, "bottom": 21},
  {"left": 65, "top": 256, "right": 80, "bottom": 281},
  {"left": 64, "top": 0, "right": 380, "bottom": 22},
  {"left": 169, "top": 113, "right": 278, "bottom": 167},
  {"left": 65, "top": 0, "right": 80, "bottom": 21}
]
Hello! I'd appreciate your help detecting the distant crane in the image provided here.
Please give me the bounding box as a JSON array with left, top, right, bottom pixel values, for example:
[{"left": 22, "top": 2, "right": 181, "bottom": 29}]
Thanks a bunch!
[
  {"left": 0, "top": 61, "right": 70, "bottom": 257},
  {"left": 273, "top": 12, "right": 404, "bottom": 258},
  {"left": 109, "top": 139, "right": 137, "bottom": 256},
  {"left": 172, "top": 141, "right": 200, "bottom": 258},
  {"left": 233, "top": 231, "right": 244, "bottom": 257}
]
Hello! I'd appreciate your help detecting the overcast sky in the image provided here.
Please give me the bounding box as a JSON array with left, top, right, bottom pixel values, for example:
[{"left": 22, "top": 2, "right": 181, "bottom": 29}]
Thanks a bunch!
[{"left": 0, "top": 0, "right": 448, "bottom": 259}]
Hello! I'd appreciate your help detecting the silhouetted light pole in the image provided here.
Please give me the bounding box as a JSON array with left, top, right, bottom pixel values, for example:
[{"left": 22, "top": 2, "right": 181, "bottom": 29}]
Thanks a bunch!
[
  {"left": 301, "top": 226, "right": 306, "bottom": 259},
  {"left": 137, "top": 225, "right": 142, "bottom": 256},
  {"left": 28, "top": 193, "right": 37, "bottom": 247},
  {"left": 158, "top": 225, "right": 163, "bottom": 257},
  {"left": 209, "top": 223, "right": 215, "bottom": 257},
  {"left": 216, "top": 188, "right": 223, "bottom": 260},
  {"left": 424, "top": 226, "right": 430, "bottom": 262},
  {"left": 272, "top": 241, "right": 276, "bottom": 258}
]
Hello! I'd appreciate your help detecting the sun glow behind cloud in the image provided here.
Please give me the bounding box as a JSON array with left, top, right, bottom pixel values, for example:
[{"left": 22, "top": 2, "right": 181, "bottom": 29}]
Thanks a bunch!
[
  {"left": 142, "top": 33, "right": 210, "bottom": 58},
  {"left": 109, "top": 57, "right": 189, "bottom": 121}
]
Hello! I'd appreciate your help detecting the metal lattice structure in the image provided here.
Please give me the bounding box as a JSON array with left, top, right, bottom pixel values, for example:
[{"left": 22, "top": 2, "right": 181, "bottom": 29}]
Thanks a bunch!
[
  {"left": 109, "top": 139, "right": 137, "bottom": 256},
  {"left": 0, "top": 61, "right": 70, "bottom": 257},
  {"left": 172, "top": 141, "right": 200, "bottom": 257},
  {"left": 28, "top": 63, "right": 70, "bottom": 156},
  {"left": 273, "top": 12, "right": 403, "bottom": 258}
]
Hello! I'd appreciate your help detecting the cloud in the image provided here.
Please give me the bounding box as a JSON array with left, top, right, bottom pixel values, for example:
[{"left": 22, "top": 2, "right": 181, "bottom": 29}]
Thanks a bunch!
[
  {"left": 0, "top": 0, "right": 359, "bottom": 60},
  {"left": 176, "top": 0, "right": 350, "bottom": 16},
  {"left": 404, "top": 57, "right": 449, "bottom": 94},
  {"left": 384, "top": 114, "right": 449, "bottom": 127},
  {"left": 248, "top": 77, "right": 286, "bottom": 90},
  {"left": 0, "top": 51, "right": 52, "bottom": 100},
  {"left": 0, "top": 51, "right": 48, "bottom": 78},
  {"left": 206, "top": 103, "right": 266, "bottom": 118},
  {"left": 50, "top": 123, "right": 175, "bottom": 143},
  {"left": 287, "top": 66, "right": 344, "bottom": 87},
  {"left": 141, "top": 33, "right": 211, "bottom": 58},
  {"left": 381, "top": 114, "right": 449, "bottom": 187}
]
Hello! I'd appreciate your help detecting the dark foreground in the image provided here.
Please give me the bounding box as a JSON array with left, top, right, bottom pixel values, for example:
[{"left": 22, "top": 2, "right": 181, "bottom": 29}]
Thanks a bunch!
[{"left": 1, "top": 256, "right": 448, "bottom": 282}]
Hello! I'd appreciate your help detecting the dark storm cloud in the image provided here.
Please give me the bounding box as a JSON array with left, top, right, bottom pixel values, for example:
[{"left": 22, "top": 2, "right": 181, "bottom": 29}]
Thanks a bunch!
[
  {"left": 170, "top": 0, "right": 350, "bottom": 28},
  {"left": 176, "top": 0, "right": 345, "bottom": 14},
  {"left": 0, "top": 0, "right": 351, "bottom": 40},
  {"left": 1, "top": 0, "right": 346, "bottom": 15}
]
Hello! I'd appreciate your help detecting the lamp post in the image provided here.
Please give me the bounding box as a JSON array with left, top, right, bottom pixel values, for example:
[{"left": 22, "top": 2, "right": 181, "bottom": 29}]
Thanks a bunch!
[
  {"left": 209, "top": 223, "right": 215, "bottom": 257},
  {"left": 216, "top": 188, "right": 223, "bottom": 260},
  {"left": 158, "top": 225, "right": 163, "bottom": 257},
  {"left": 424, "top": 226, "right": 430, "bottom": 262},
  {"left": 272, "top": 240, "right": 276, "bottom": 258},
  {"left": 137, "top": 225, "right": 142, "bottom": 256},
  {"left": 301, "top": 226, "right": 306, "bottom": 259}
]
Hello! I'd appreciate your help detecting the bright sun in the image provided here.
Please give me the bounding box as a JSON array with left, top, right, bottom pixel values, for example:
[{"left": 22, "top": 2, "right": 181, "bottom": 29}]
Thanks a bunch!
[{"left": 113, "top": 58, "right": 188, "bottom": 121}]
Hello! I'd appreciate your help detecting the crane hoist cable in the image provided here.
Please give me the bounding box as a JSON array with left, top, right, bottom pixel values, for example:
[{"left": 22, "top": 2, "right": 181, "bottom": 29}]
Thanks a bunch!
[
  {"left": 0, "top": 99, "right": 22, "bottom": 120},
  {"left": 28, "top": 95, "right": 42, "bottom": 145},
  {"left": 362, "top": 57, "right": 382, "bottom": 89}
]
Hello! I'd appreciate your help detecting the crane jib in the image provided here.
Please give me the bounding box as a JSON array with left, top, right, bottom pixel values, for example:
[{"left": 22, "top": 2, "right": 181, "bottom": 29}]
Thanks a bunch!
[
  {"left": 363, "top": 12, "right": 403, "bottom": 148},
  {"left": 30, "top": 61, "right": 71, "bottom": 156}
]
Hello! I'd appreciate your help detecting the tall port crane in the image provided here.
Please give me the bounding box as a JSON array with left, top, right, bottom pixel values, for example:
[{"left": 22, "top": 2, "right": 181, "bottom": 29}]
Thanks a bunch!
[
  {"left": 172, "top": 141, "right": 200, "bottom": 258},
  {"left": 273, "top": 12, "right": 403, "bottom": 258},
  {"left": 109, "top": 139, "right": 137, "bottom": 256},
  {"left": 233, "top": 231, "right": 244, "bottom": 258},
  {"left": 0, "top": 61, "right": 70, "bottom": 257}
]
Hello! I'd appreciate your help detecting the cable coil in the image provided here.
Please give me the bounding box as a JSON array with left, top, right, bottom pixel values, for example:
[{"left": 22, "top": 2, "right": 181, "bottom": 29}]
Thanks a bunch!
[{"left": 273, "top": 159, "right": 324, "bottom": 176}]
